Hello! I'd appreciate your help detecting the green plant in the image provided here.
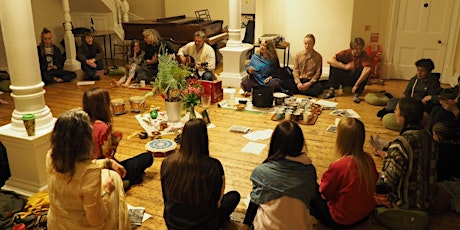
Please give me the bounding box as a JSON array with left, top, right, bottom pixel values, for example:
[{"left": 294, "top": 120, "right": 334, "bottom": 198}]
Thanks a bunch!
[{"left": 152, "top": 49, "right": 192, "bottom": 102}]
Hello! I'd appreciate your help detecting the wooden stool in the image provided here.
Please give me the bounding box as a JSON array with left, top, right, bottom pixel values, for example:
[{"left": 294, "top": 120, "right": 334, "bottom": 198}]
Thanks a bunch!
[{"left": 113, "top": 41, "right": 130, "bottom": 61}]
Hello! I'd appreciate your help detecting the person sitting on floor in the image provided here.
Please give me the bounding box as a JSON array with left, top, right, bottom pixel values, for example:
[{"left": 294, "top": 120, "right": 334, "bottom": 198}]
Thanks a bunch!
[
  {"left": 37, "top": 27, "right": 76, "bottom": 85},
  {"left": 83, "top": 87, "right": 153, "bottom": 190},
  {"left": 379, "top": 59, "right": 441, "bottom": 131},
  {"left": 112, "top": 39, "right": 145, "bottom": 87},
  {"left": 46, "top": 109, "right": 130, "bottom": 229},
  {"left": 241, "top": 120, "right": 317, "bottom": 230},
  {"left": 324, "top": 37, "right": 372, "bottom": 103},
  {"left": 241, "top": 39, "right": 282, "bottom": 96},
  {"left": 373, "top": 97, "right": 437, "bottom": 230},
  {"left": 310, "top": 117, "right": 379, "bottom": 229},
  {"left": 283, "top": 33, "right": 323, "bottom": 97},
  {"left": 136, "top": 28, "right": 163, "bottom": 84},
  {"left": 161, "top": 119, "right": 240, "bottom": 229},
  {"left": 177, "top": 30, "right": 216, "bottom": 81},
  {"left": 77, "top": 31, "right": 105, "bottom": 81}
]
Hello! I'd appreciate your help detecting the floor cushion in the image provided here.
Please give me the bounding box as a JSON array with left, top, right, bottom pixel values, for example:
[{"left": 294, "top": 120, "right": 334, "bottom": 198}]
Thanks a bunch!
[
  {"left": 374, "top": 207, "right": 429, "bottom": 230},
  {"left": 365, "top": 92, "right": 390, "bottom": 106},
  {"left": 382, "top": 113, "right": 402, "bottom": 131}
]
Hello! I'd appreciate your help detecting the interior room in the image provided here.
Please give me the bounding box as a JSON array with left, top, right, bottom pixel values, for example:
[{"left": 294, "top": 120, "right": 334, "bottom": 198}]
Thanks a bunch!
[{"left": 1, "top": 0, "right": 460, "bottom": 229}]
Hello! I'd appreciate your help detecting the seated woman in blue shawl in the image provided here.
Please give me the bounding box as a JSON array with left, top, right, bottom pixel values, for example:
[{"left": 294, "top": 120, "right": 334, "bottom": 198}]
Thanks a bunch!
[
  {"left": 241, "top": 39, "right": 282, "bottom": 96},
  {"left": 241, "top": 120, "right": 318, "bottom": 230}
]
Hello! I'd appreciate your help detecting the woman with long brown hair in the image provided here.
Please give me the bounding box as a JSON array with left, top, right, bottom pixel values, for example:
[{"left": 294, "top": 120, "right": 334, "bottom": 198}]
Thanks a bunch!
[
  {"left": 161, "top": 119, "right": 240, "bottom": 229},
  {"left": 241, "top": 120, "right": 318, "bottom": 230},
  {"left": 310, "top": 117, "right": 379, "bottom": 229},
  {"left": 47, "top": 109, "right": 129, "bottom": 229},
  {"left": 83, "top": 87, "right": 153, "bottom": 190},
  {"left": 241, "top": 39, "right": 282, "bottom": 95}
]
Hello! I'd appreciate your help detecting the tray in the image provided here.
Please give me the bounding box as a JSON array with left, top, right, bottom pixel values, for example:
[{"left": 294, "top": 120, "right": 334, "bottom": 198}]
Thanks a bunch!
[{"left": 271, "top": 105, "right": 322, "bottom": 125}]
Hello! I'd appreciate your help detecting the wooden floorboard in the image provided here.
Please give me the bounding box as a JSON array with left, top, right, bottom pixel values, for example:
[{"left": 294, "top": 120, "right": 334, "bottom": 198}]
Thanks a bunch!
[{"left": 0, "top": 63, "right": 459, "bottom": 229}]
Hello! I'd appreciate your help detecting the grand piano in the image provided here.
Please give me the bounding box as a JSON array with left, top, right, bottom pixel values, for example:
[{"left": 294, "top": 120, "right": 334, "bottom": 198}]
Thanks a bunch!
[{"left": 122, "top": 15, "right": 228, "bottom": 52}]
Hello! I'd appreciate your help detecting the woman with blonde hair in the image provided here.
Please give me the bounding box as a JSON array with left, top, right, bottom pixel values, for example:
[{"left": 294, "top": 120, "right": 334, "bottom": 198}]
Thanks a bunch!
[
  {"left": 241, "top": 39, "right": 281, "bottom": 95},
  {"left": 310, "top": 117, "right": 378, "bottom": 229},
  {"left": 137, "top": 28, "right": 162, "bottom": 83}
]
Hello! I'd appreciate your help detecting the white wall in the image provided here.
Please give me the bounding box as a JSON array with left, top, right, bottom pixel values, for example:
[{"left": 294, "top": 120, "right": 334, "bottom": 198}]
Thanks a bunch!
[
  {"left": 256, "top": 0, "right": 354, "bottom": 67},
  {"left": 165, "top": 0, "right": 229, "bottom": 28}
]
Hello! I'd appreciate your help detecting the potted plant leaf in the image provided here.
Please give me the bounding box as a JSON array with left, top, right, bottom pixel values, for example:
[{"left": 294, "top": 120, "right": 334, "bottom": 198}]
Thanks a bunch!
[{"left": 151, "top": 47, "right": 192, "bottom": 122}]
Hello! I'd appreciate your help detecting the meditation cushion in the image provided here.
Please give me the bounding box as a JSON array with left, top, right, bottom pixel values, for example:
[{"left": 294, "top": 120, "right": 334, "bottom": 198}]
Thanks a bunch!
[
  {"left": 365, "top": 92, "right": 390, "bottom": 106},
  {"left": 374, "top": 207, "right": 429, "bottom": 230},
  {"left": 382, "top": 113, "right": 402, "bottom": 131},
  {"left": 0, "top": 80, "right": 11, "bottom": 92},
  {"left": 105, "top": 66, "right": 126, "bottom": 76}
]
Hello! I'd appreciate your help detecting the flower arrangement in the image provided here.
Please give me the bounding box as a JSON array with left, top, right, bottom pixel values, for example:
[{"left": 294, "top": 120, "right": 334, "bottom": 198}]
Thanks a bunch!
[{"left": 182, "top": 78, "right": 203, "bottom": 110}]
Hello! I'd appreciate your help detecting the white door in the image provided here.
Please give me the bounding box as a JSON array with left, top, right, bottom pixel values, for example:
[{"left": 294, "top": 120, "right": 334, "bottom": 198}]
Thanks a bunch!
[{"left": 393, "top": 0, "right": 454, "bottom": 79}]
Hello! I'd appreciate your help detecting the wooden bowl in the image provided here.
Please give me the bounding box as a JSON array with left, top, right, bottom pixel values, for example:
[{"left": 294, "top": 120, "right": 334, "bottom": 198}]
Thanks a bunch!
[{"left": 236, "top": 104, "right": 246, "bottom": 110}]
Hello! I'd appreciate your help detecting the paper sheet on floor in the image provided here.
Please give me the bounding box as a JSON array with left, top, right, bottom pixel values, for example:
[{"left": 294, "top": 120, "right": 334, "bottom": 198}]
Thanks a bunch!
[
  {"left": 241, "top": 142, "right": 266, "bottom": 155},
  {"left": 243, "top": 129, "right": 273, "bottom": 141},
  {"left": 329, "top": 109, "right": 361, "bottom": 118}
]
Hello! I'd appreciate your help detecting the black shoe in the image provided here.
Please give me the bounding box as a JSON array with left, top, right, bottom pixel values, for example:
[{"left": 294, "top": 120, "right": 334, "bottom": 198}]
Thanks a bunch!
[{"left": 324, "top": 90, "right": 335, "bottom": 99}]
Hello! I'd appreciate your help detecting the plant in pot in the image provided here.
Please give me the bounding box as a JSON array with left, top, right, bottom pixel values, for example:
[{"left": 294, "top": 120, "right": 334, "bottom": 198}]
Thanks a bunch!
[{"left": 152, "top": 51, "right": 192, "bottom": 122}]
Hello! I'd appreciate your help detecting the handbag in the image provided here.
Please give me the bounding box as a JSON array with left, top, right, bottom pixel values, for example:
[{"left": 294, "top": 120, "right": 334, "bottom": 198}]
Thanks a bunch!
[{"left": 252, "top": 85, "right": 274, "bottom": 108}]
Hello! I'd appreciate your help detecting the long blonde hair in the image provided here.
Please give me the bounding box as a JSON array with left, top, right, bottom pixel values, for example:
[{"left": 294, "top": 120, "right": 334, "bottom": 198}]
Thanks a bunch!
[{"left": 335, "top": 117, "right": 377, "bottom": 192}]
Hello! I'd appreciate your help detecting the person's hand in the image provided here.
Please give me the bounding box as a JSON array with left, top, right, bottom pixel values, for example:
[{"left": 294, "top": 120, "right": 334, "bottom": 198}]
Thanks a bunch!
[
  {"left": 421, "top": 95, "right": 432, "bottom": 104},
  {"left": 101, "top": 169, "right": 115, "bottom": 194},
  {"left": 248, "top": 66, "right": 255, "bottom": 74},
  {"left": 47, "top": 66, "right": 53, "bottom": 71},
  {"left": 297, "top": 82, "right": 304, "bottom": 90},
  {"left": 352, "top": 85, "right": 358, "bottom": 94},
  {"left": 263, "top": 76, "right": 272, "bottom": 84},
  {"left": 373, "top": 149, "right": 387, "bottom": 158},
  {"left": 344, "top": 62, "right": 354, "bottom": 71},
  {"left": 110, "top": 160, "right": 127, "bottom": 178},
  {"left": 240, "top": 224, "right": 251, "bottom": 230}
]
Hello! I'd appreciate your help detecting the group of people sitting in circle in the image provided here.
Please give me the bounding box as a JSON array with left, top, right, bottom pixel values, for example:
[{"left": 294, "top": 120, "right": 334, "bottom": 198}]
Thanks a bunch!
[
  {"left": 241, "top": 35, "right": 372, "bottom": 104},
  {"left": 34, "top": 27, "right": 460, "bottom": 229},
  {"left": 110, "top": 29, "right": 217, "bottom": 87},
  {"left": 37, "top": 27, "right": 216, "bottom": 86},
  {"left": 47, "top": 90, "right": 460, "bottom": 229}
]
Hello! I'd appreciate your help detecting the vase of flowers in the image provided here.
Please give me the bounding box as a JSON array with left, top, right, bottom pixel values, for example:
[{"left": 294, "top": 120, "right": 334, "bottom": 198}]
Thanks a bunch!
[
  {"left": 152, "top": 49, "right": 192, "bottom": 122},
  {"left": 182, "top": 78, "right": 203, "bottom": 119}
]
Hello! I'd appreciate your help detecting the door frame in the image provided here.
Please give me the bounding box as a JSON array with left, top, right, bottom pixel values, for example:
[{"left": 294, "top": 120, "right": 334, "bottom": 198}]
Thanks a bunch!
[{"left": 383, "top": 0, "right": 460, "bottom": 84}]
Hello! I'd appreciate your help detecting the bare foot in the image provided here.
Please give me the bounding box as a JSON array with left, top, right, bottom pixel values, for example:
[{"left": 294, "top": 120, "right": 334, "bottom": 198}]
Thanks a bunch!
[
  {"left": 0, "top": 99, "right": 8, "bottom": 104},
  {"left": 54, "top": 77, "right": 64, "bottom": 83},
  {"left": 121, "top": 83, "right": 130, "bottom": 88},
  {"left": 111, "top": 79, "right": 122, "bottom": 87}
]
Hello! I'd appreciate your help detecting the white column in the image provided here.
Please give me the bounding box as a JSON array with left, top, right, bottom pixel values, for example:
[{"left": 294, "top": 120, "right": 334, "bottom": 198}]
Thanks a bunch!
[
  {"left": 219, "top": 0, "right": 253, "bottom": 88},
  {"left": 0, "top": 0, "right": 56, "bottom": 197},
  {"left": 62, "top": 0, "right": 81, "bottom": 71},
  {"left": 121, "top": 0, "right": 130, "bottom": 23}
]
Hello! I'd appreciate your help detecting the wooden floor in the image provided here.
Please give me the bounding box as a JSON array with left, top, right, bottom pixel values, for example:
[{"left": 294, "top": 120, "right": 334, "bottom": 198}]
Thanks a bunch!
[{"left": 0, "top": 62, "right": 459, "bottom": 229}]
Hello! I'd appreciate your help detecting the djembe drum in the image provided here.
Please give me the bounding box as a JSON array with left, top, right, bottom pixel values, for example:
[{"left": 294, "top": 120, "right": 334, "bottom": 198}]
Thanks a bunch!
[
  {"left": 111, "top": 98, "right": 126, "bottom": 115},
  {"left": 129, "top": 96, "right": 145, "bottom": 113}
]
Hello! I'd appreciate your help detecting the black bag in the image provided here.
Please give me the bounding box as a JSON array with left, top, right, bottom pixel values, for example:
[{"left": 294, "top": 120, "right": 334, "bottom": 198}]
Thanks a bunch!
[
  {"left": 0, "top": 141, "right": 10, "bottom": 187},
  {"left": 252, "top": 85, "right": 274, "bottom": 107}
]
